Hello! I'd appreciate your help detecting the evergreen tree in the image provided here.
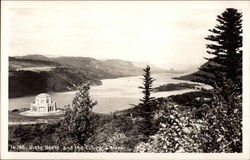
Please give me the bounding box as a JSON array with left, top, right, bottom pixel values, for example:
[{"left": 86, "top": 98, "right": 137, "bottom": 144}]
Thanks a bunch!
[
  {"left": 196, "top": 8, "right": 242, "bottom": 94},
  {"left": 194, "top": 8, "right": 243, "bottom": 152},
  {"left": 58, "top": 82, "right": 97, "bottom": 145},
  {"left": 138, "top": 65, "right": 155, "bottom": 138}
]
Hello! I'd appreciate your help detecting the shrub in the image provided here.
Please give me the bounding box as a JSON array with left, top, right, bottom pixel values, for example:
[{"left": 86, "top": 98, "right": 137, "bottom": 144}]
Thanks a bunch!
[
  {"left": 56, "top": 82, "right": 97, "bottom": 146},
  {"left": 135, "top": 78, "right": 242, "bottom": 153},
  {"left": 198, "top": 79, "right": 242, "bottom": 152},
  {"left": 135, "top": 101, "right": 202, "bottom": 152}
]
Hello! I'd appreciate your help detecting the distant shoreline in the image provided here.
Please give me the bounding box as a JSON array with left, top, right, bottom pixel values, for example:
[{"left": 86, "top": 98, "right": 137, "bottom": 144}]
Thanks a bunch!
[{"left": 154, "top": 82, "right": 202, "bottom": 92}]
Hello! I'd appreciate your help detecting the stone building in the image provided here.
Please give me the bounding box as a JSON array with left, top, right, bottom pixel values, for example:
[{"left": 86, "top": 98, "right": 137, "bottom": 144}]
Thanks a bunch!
[{"left": 30, "top": 93, "right": 57, "bottom": 112}]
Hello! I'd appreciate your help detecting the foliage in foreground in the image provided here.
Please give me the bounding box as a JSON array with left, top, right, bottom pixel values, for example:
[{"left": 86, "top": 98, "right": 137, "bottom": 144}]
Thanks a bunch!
[
  {"left": 135, "top": 79, "right": 242, "bottom": 153},
  {"left": 8, "top": 113, "right": 142, "bottom": 152},
  {"left": 56, "top": 82, "right": 97, "bottom": 146}
]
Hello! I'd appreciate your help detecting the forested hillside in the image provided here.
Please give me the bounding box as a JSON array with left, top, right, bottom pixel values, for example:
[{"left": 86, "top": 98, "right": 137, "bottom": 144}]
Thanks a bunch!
[
  {"left": 9, "top": 57, "right": 102, "bottom": 98},
  {"left": 9, "top": 68, "right": 101, "bottom": 98}
]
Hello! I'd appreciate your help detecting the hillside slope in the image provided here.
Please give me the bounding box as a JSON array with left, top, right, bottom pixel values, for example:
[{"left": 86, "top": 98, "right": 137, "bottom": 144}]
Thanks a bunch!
[
  {"left": 9, "top": 58, "right": 101, "bottom": 98},
  {"left": 9, "top": 68, "right": 101, "bottom": 98},
  {"left": 9, "top": 57, "right": 60, "bottom": 70},
  {"left": 16, "top": 55, "right": 170, "bottom": 78},
  {"left": 51, "top": 57, "right": 131, "bottom": 79},
  {"left": 52, "top": 57, "right": 168, "bottom": 78},
  {"left": 174, "top": 62, "right": 211, "bottom": 81}
]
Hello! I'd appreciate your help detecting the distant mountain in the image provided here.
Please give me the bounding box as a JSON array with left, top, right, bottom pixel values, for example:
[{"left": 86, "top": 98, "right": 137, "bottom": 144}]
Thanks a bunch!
[
  {"left": 15, "top": 55, "right": 170, "bottom": 78},
  {"left": 51, "top": 57, "right": 171, "bottom": 77},
  {"left": 101, "top": 59, "right": 142, "bottom": 76},
  {"left": 131, "top": 61, "right": 169, "bottom": 73},
  {"left": 49, "top": 57, "right": 139, "bottom": 79},
  {"left": 15, "top": 54, "right": 50, "bottom": 61},
  {"left": 174, "top": 61, "right": 213, "bottom": 81},
  {"left": 132, "top": 61, "right": 158, "bottom": 68}
]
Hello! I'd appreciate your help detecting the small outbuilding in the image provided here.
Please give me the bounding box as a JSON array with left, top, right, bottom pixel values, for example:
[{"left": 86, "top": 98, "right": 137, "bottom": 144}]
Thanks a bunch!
[{"left": 30, "top": 93, "right": 57, "bottom": 112}]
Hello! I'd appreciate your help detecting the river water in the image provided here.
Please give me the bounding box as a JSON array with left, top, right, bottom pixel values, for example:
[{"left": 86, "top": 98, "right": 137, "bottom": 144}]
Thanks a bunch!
[{"left": 9, "top": 73, "right": 200, "bottom": 114}]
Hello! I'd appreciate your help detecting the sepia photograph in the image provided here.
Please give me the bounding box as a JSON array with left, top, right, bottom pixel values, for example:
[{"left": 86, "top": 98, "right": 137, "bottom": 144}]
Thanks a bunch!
[{"left": 1, "top": 1, "right": 250, "bottom": 159}]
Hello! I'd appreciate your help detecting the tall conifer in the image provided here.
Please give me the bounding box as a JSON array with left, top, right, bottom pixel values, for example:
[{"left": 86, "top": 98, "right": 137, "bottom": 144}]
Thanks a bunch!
[
  {"left": 196, "top": 8, "right": 242, "bottom": 94},
  {"left": 138, "top": 65, "right": 155, "bottom": 138}
]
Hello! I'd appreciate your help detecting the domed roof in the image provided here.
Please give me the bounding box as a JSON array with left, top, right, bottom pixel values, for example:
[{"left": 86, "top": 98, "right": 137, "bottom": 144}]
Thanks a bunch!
[{"left": 36, "top": 93, "right": 51, "bottom": 98}]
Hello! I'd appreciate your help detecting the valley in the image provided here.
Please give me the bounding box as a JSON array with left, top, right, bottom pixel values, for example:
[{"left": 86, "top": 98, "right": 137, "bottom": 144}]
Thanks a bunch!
[{"left": 9, "top": 54, "right": 182, "bottom": 98}]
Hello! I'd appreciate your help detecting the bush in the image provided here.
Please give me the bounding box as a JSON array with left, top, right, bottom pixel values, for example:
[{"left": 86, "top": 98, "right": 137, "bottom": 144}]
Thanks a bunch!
[
  {"left": 56, "top": 82, "right": 97, "bottom": 146},
  {"left": 198, "top": 79, "right": 242, "bottom": 152},
  {"left": 135, "top": 101, "right": 202, "bottom": 152},
  {"left": 135, "top": 78, "right": 242, "bottom": 153}
]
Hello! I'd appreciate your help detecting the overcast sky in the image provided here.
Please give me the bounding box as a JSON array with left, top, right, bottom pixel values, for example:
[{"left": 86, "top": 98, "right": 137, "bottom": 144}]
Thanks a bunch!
[{"left": 8, "top": 1, "right": 248, "bottom": 70}]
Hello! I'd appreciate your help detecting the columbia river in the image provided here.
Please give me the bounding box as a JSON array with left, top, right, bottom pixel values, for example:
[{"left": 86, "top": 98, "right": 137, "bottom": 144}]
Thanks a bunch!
[{"left": 9, "top": 73, "right": 200, "bottom": 114}]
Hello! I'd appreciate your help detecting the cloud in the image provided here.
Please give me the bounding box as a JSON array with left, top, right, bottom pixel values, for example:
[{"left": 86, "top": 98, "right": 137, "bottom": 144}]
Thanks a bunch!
[{"left": 7, "top": 1, "right": 248, "bottom": 69}]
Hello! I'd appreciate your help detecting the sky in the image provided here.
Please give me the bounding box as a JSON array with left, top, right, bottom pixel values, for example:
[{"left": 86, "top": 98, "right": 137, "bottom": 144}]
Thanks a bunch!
[{"left": 7, "top": 1, "right": 249, "bottom": 70}]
